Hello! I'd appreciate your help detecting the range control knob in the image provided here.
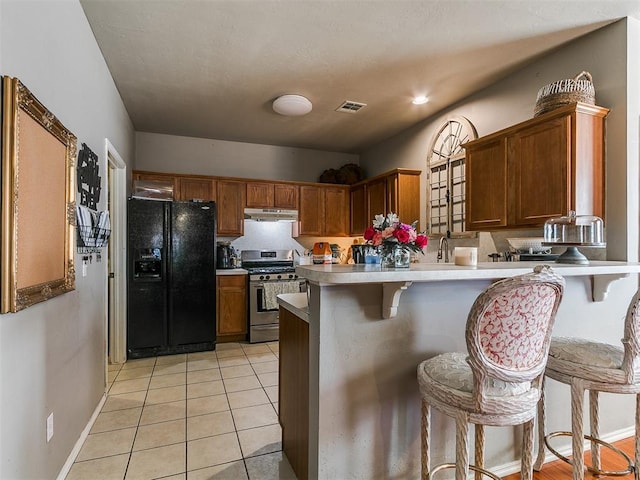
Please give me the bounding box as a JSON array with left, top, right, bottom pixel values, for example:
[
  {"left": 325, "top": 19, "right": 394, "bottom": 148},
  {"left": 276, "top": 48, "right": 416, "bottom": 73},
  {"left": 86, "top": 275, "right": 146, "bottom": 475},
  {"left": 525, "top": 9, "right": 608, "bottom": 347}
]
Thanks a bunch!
[
  {"left": 276, "top": 274, "right": 282, "bottom": 279},
  {"left": 259, "top": 275, "right": 265, "bottom": 281},
  {"left": 265, "top": 275, "right": 270, "bottom": 281}
]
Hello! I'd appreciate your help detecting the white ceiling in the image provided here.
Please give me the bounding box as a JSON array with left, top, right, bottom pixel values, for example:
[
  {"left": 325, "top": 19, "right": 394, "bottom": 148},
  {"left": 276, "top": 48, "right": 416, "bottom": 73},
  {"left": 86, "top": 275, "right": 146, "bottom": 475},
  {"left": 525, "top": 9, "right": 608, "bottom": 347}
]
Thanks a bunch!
[{"left": 80, "top": 0, "right": 640, "bottom": 154}]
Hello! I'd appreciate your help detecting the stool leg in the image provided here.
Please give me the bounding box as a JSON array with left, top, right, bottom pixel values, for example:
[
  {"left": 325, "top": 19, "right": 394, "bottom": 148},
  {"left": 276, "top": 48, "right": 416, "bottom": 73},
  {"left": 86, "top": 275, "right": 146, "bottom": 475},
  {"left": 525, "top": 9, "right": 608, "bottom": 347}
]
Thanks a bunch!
[
  {"left": 522, "top": 417, "right": 534, "bottom": 480},
  {"left": 571, "top": 378, "right": 586, "bottom": 480},
  {"left": 421, "top": 399, "right": 430, "bottom": 480},
  {"left": 589, "top": 390, "right": 601, "bottom": 472},
  {"left": 534, "top": 378, "right": 547, "bottom": 471},
  {"left": 455, "top": 411, "right": 470, "bottom": 480},
  {"left": 635, "top": 394, "right": 640, "bottom": 480},
  {"left": 474, "top": 424, "right": 484, "bottom": 480}
]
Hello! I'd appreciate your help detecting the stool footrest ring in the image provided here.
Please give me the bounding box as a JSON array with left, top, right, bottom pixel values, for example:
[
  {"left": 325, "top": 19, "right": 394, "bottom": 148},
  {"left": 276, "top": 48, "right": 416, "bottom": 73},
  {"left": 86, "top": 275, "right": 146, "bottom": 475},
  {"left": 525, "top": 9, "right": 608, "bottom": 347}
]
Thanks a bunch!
[
  {"left": 544, "top": 431, "right": 635, "bottom": 477},
  {"left": 430, "top": 462, "right": 501, "bottom": 479}
]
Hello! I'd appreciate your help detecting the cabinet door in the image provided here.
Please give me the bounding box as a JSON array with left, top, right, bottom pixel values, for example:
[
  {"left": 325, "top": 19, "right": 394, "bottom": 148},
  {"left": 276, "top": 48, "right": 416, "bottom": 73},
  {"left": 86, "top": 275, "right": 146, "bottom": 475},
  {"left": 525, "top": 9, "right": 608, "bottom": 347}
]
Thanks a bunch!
[
  {"left": 274, "top": 184, "right": 299, "bottom": 209},
  {"left": 465, "top": 138, "right": 508, "bottom": 230},
  {"left": 217, "top": 180, "right": 246, "bottom": 236},
  {"left": 133, "top": 172, "right": 178, "bottom": 198},
  {"left": 387, "top": 172, "right": 421, "bottom": 228},
  {"left": 299, "top": 186, "right": 324, "bottom": 236},
  {"left": 246, "top": 182, "right": 275, "bottom": 208},
  {"left": 350, "top": 184, "right": 367, "bottom": 235},
  {"left": 216, "top": 275, "right": 247, "bottom": 336},
  {"left": 177, "top": 177, "right": 216, "bottom": 202},
  {"left": 508, "top": 116, "right": 570, "bottom": 226},
  {"left": 367, "top": 178, "right": 387, "bottom": 219},
  {"left": 324, "top": 187, "right": 349, "bottom": 236}
]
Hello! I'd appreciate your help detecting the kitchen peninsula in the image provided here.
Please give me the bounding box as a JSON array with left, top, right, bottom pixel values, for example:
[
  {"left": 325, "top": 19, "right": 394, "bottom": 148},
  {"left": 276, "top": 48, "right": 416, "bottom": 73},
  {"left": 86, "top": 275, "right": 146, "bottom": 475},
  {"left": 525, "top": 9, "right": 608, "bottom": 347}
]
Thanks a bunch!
[{"left": 278, "top": 261, "right": 640, "bottom": 480}]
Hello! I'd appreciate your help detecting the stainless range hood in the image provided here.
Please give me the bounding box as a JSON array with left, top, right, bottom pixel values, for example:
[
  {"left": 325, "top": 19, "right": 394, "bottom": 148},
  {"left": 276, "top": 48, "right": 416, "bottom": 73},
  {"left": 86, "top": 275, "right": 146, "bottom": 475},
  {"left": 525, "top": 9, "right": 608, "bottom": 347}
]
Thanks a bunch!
[{"left": 244, "top": 208, "right": 298, "bottom": 222}]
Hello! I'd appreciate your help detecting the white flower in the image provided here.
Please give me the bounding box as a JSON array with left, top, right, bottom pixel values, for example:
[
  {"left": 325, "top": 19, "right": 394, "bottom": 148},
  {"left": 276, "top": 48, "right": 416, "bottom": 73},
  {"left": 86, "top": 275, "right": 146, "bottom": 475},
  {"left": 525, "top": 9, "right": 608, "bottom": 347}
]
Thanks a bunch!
[
  {"left": 373, "top": 214, "right": 386, "bottom": 228},
  {"left": 386, "top": 213, "right": 399, "bottom": 225}
]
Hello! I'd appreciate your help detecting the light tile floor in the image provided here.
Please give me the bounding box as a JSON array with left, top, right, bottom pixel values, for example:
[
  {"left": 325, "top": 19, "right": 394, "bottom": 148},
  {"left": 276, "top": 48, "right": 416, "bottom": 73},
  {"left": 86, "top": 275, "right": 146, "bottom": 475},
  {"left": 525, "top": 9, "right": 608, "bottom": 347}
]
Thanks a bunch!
[{"left": 65, "top": 342, "right": 297, "bottom": 480}]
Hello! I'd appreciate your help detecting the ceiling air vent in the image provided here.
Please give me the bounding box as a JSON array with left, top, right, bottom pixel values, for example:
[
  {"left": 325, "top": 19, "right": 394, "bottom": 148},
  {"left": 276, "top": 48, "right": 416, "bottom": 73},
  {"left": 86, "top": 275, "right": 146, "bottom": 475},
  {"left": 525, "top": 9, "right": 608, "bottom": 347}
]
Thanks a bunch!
[{"left": 335, "top": 101, "right": 367, "bottom": 113}]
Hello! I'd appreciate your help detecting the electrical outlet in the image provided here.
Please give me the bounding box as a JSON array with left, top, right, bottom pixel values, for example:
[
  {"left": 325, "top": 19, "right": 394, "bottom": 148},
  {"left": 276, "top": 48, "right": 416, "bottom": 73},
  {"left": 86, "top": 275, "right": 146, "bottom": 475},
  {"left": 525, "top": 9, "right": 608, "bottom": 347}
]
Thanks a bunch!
[{"left": 46, "top": 413, "right": 54, "bottom": 442}]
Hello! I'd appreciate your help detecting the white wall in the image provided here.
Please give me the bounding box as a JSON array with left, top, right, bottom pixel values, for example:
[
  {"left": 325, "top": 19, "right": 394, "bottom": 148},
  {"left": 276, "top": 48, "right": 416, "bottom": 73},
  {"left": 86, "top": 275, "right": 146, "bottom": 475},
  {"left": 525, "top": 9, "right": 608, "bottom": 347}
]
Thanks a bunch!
[
  {"left": 0, "top": 1, "right": 135, "bottom": 478},
  {"left": 360, "top": 18, "right": 640, "bottom": 469},
  {"left": 136, "top": 131, "right": 359, "bottom": 183}
]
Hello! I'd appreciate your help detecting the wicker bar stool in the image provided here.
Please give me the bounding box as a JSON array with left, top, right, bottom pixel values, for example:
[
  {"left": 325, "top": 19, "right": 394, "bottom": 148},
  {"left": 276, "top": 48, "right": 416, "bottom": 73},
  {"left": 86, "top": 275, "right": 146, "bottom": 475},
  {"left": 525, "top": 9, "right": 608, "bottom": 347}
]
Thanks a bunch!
[
  {"left": 417, "top": 265, "right": 565, "bottom": 480},
  {"left": 534, "top": 288, "right": 640, "bottom": 480}
]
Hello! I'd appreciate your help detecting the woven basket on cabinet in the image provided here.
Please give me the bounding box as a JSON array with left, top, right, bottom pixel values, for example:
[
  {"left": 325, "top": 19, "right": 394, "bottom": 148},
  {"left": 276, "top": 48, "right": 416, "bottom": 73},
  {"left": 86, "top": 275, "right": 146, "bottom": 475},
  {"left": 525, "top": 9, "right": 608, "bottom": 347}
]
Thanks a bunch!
[{"left": 534, "top": 71, "right": 595, "bottom": 116}]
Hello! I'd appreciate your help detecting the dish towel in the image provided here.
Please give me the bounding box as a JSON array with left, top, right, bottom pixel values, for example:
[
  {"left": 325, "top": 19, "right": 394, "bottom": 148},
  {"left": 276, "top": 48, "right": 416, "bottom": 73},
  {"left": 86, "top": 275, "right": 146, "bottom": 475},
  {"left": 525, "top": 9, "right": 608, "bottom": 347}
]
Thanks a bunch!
[
  {"left": 76, "top": 205, "right": 97, "bottom": 246},
  {"left": 262, "top": 281, "right": 301, "bottom": 311}
]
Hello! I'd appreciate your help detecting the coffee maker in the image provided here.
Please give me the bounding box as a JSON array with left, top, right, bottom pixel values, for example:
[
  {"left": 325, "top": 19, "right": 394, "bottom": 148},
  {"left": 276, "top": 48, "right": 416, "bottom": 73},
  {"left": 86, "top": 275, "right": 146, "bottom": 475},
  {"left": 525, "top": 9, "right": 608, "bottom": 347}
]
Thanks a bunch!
[{"left": 216, "top": 242, "right": 235, "bottom": 269}]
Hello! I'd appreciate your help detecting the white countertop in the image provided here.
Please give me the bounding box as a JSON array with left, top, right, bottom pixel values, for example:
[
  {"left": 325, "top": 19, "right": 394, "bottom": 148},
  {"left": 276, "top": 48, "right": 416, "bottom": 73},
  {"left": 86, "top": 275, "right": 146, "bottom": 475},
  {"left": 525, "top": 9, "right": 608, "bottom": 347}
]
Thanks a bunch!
[
  {"left": 216, "top": 268, "right": 248, "bottom": 276},
  {"left": 277, "top": 292, "right": 309, "bottom": 322},
  {"left": 296, "top": 261, "right": 640, "bottom": 284}
]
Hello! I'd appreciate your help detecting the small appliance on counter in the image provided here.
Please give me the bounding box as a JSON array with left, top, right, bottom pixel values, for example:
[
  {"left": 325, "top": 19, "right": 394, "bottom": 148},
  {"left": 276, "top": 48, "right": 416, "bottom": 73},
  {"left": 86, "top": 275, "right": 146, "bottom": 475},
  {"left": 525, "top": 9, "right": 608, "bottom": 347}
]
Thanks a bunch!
[
  {"left": 216, "top": 242, "right": 236, "bottom": 269},
  {"left": 312, "top": 242, "right": 332, "bottom": 264}
]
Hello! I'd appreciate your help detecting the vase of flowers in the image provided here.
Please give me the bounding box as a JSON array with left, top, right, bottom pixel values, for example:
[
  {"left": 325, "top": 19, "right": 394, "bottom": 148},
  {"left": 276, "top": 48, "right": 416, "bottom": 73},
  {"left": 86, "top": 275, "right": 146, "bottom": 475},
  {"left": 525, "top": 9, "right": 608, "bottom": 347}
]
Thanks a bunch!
[{"left": 363, "top": 213, "right": 428, "bottom": 268}]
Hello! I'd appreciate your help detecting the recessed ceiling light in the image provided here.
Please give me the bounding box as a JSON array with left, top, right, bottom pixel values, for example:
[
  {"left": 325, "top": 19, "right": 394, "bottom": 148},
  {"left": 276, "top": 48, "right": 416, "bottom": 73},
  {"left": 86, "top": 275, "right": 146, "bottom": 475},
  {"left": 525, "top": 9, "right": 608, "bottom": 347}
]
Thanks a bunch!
[
  {"left": 412, "top": 95, "right": 429, "bottom": 105},
  {"left": 272, "top": 94, "right": 313, "bottom": 116}
]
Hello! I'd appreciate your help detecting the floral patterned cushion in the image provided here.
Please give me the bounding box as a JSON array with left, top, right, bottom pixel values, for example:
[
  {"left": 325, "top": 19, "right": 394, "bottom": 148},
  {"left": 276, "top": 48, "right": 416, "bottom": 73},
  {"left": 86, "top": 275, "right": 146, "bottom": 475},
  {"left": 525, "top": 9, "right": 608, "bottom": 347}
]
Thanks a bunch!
[
  {"left": 421, "top": 352, "right": 531, "bottom": 396},
  {"left": 477, "top": 284, "right": 558, "bottom": 371},
  {"left": 549, "top": 337, "right": 623, "bottom": 369}
]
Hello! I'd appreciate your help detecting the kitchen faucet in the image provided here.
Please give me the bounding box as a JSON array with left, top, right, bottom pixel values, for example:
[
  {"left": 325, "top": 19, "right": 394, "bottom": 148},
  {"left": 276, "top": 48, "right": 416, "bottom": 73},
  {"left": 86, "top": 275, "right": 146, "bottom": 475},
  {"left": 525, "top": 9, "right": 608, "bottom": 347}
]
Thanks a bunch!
[{"left": 437, "top": 236, "right": 449, "bottom": 263}]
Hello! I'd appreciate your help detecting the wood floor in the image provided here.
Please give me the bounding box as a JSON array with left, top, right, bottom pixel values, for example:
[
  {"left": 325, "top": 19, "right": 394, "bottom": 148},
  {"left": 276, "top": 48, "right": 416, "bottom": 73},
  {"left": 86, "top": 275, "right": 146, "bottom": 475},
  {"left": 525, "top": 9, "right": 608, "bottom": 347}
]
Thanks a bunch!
[{"left": 503, "top": 437, "right": 635, "bottom": 479}]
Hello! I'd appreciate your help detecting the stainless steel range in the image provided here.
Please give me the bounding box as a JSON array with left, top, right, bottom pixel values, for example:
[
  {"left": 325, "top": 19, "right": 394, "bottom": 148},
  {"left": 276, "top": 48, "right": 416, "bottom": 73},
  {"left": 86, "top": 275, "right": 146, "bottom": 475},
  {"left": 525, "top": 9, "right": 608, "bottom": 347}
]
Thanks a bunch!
[{"left": 241, "top": 249, "right": 306, "bottom": 343}]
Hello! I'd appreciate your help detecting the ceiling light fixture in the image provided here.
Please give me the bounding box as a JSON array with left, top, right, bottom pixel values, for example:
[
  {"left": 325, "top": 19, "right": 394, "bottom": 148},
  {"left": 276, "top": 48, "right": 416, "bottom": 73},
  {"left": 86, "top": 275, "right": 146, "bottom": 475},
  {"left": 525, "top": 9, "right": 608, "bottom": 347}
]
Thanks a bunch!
[
  {"left": 412, "top": 95, "right": 429, "bottom": 105},
  {"left": 272, "top": 94, "right": 313, "bottom": 116}
]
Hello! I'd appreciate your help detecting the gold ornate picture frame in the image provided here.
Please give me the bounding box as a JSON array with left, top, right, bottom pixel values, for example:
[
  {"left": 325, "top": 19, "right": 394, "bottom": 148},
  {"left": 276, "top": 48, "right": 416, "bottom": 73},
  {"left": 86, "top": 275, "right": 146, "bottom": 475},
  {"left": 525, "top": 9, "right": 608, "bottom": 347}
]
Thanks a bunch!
[{"left": 1, "top": 77, "right": 76, "bottom": 313}]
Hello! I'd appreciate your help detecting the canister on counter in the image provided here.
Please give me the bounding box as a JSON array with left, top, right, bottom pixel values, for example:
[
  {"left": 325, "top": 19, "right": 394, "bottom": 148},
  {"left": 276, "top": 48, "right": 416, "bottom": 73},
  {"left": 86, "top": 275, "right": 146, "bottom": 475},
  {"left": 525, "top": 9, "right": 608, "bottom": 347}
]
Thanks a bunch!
[{"left": 312, "top": 242, "right": 332, "bottom": 264}]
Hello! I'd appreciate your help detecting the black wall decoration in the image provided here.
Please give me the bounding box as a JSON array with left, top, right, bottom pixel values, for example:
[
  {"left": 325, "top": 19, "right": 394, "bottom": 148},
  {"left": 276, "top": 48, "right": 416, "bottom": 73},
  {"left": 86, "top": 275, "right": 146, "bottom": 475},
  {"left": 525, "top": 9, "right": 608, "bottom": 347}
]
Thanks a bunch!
[{"left": 77, "top": 143, "right": 101, "bottom": 209}]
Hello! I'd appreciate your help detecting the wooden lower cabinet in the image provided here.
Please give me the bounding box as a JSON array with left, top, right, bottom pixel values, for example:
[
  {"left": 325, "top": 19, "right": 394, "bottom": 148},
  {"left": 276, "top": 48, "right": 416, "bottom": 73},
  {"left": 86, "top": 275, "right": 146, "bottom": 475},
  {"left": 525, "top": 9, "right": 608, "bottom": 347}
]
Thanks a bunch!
[
  {"left": 216, "top": 275, "right": 247, "bottom": 342},
  {"left": 279, "top": 306, "right": 309, "bottom": 480}
]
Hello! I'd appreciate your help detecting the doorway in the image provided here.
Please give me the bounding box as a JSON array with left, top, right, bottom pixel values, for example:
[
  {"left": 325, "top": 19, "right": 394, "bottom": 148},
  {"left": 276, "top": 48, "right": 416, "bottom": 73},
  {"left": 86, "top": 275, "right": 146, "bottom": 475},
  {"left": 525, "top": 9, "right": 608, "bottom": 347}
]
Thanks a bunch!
[{"left": 105, "top": 139, "right": 127, "bottom": 364}]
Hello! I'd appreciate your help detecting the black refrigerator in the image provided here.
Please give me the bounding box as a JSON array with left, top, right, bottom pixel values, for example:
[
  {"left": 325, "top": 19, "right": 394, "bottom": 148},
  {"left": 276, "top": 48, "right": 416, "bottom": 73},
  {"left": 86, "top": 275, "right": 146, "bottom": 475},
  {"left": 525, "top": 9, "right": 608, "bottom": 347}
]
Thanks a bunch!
[{"left": 127, "top": 198, "right": 217, "bottom": 358}]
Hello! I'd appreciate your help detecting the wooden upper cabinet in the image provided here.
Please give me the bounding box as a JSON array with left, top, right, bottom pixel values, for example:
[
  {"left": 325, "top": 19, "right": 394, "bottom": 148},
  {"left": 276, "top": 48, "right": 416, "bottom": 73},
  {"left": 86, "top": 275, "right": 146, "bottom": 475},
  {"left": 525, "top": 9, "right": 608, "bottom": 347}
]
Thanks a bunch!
[
  {"left": 177, "top": 177, "right": 216, "bottom": 202},
  {"left": 349, "top": 169, "right": 421, "bottom": 235},
  {"left": 367, "top": 178, "right": 387, "bottom": 221},
  {"left": 350, "top": 184, "right": 367, "bottom": 235},
  {"left": 274, "top": 184, "right": 299, "bottom": 209},
  {"left": 324, "top": 187, "right": 349, "bottom": 236},
  {"left": 387, "top": 170, "right": 421, "bottom": 228},
  {"left": 216, "top": 180, "right": 246, "bottom": 236},
  {"left": 508, "top": 116, "right": 570, "bottom": 226},
  {"left": 299, "top": 185, "right": 349, "bottom": 236},
  {"left": 465, "top": 139, "right": 508, "bottom": 230},
  {"left": 246, "top": 182, "right": 275, "bottom": 208},
  {"left": 298, "top": 186, "right": 324, "bottom": 236},
  {"left": 464, "top": 102, "right": 609, "bottom": 231},
  {"left": 246, "top": 182, "right": 299, "bottom": 210},
  {"left": 132, "top": 171, "right": 178, "bottom": 197}
]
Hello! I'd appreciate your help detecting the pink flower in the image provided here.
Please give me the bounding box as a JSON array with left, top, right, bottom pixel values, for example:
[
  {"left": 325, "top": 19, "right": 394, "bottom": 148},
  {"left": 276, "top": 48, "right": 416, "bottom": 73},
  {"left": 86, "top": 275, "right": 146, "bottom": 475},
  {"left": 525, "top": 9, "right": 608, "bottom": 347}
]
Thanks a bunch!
[
  {"left": 372, "top": 232, "right": 384, "bottom": 246},
  {"left": 393, "top": 229, "right": 410, "bottom": 243},
  {"left": 415, "top": 235, "right": 428, "bottom": 248}
]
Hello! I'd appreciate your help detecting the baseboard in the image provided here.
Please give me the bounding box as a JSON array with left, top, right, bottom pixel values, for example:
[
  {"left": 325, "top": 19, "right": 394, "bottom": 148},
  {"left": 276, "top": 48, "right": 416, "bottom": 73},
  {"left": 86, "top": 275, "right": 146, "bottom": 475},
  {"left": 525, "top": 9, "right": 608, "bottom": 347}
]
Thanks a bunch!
[
  {"left": 492, "top": 425, "right": 636, "bottom": 477},
  {"left": 55, "top": 393, "right": 107, "bottom": 480}
]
